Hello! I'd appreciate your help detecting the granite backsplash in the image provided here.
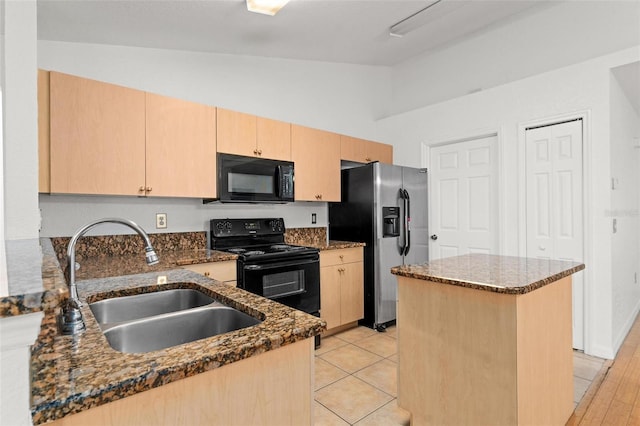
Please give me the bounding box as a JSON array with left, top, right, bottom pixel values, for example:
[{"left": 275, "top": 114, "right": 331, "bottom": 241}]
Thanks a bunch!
[{"left": 51, "top": 228, "right": 328, "bottom": 262}]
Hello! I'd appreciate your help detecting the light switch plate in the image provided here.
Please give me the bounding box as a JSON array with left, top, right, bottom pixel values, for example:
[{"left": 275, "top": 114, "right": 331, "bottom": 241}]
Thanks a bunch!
[{"left": 156, "top": 213, "right": 167, "bottom": 229}]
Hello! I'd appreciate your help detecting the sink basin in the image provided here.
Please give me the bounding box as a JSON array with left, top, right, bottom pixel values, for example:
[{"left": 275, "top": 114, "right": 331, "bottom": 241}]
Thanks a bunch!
[
  {"left": 103, "top": 306, "right": 262, "bottom": 353},
  {"left": 89, "top": 289, "right": 215, "bottom": 325}
]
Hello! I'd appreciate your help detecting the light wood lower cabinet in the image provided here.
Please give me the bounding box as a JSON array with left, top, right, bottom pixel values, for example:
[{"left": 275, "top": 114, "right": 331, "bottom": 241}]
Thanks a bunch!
[
  {"left": 291, "top": 125, "right": 341, "bottom": 202},
  {"left": 320, "top": 248, "right": 364, "bottom": 331},
  {"left": 183, "top": 261, "right": 237, "bottom": 287},
  {"left": 48, "top": 338, "right": 314, "bottom": 426}
]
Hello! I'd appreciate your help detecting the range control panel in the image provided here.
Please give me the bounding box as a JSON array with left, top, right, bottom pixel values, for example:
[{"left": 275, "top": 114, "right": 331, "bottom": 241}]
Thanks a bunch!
[{"left": 210, "top": 218, "right": 285, "bottom": 237}]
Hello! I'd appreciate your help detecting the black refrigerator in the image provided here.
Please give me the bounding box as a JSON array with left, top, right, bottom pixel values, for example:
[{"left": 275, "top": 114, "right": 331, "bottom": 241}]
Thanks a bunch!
[{"left": 329, "top": 162, "right": 429, "bottom": 330}]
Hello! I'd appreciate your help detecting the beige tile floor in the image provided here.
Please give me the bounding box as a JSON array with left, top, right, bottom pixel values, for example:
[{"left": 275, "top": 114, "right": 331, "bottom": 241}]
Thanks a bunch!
[{"left": 314, "top": 325, "right": 607, "bottom": 425}]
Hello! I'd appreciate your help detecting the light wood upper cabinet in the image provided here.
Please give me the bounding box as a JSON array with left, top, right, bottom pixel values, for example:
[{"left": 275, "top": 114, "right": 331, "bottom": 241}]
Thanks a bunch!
[
  {"left": 340, "top": 135, "right": 393, "bottom": 164},
  {"left": 217, "top": 108, "right": 291, "bottom": 161},
  {"left": 291, "top": 125, "right": 341, "bottom": 202},
  {"left": 145, "top": 93, "right": 216, "bottom": 198},
  {"left": 50, "top": 72, "right": 146, "bottom": 196},
  {"left": 257, "top": 116, "right": 291, "bottom": 160},
  {"left": 38, "top": 69, "right": 50, "bottom": 193},
  {"left": 48, "top": 72, "right": 216, "bottom": 198},
  {"left": 216, "top": 108, "right": 256, "bottom": 157}
]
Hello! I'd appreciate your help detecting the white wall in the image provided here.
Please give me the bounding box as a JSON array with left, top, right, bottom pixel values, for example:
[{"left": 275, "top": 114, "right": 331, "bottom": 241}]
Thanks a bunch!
[
  {"left": 36, "top": 40, "right": 390, "bottom": 237},
  {"left": 38, "top": 40, "right": 389, "bottom": 139},
  {"left": 3, "top": 0, "right": 39, "bottom": 240},
  {"left": 387, "top": 1, "right": 640, "bottom": 117},
  {"left": 610, "top": 66, "right": 640, "bottom": 351},
  {"left": 376, "top": 46, "right": 640, "bottom": 359},
  {"left": 39, "top": 195, "right": 328, "bottom": 238}
]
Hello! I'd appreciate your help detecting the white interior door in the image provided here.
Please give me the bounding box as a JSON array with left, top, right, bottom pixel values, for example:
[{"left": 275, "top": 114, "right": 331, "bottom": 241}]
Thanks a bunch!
[
  {"left": 429, "top": 135, "right": 499, "bottom": 260},
  {"left": 525, "top": 119, "right": 584, "bottom": 350}
]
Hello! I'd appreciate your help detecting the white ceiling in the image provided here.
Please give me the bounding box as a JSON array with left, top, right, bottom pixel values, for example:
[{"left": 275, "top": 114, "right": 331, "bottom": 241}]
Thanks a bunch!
[{"left": 37, "top": 0, "right": 551, "bottom": 67}]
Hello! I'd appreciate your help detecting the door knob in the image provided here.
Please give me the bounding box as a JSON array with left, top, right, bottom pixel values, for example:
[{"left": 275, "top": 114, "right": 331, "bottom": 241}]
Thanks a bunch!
[
  {"left": 430, "top": 234, "right": 438, "bottom": 240},
  {"left": 539, "top": 246, "right": 546, "bottom": 251}
]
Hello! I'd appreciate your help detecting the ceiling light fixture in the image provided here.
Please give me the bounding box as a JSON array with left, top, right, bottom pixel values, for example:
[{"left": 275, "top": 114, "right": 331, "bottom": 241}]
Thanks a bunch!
[
  {"left": 389, "top": 0, "right": 444, "bottom": 37},
  {"left": 246, "top": 0, "right": 290, "bottom": 16}
]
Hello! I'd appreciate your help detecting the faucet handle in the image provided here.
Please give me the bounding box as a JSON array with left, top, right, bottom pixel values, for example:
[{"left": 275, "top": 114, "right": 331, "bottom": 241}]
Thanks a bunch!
[{"left": 59, "top": 298, "right": 86, "bottom": 334}]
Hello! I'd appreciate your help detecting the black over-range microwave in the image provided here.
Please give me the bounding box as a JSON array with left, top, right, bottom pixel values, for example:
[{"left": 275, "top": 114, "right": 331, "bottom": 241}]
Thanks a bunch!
[{"left": 214, "top": 153, "right": 294, "bottom": 203}]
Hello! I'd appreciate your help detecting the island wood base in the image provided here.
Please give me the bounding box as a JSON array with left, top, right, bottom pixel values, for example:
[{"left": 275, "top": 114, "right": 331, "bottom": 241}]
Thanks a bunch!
[
  {"left": 397, "top": 276, "right": 573, "bottom": 426},
  {"left": 46, "top": 338, "right": 314, "bottom": 426}
]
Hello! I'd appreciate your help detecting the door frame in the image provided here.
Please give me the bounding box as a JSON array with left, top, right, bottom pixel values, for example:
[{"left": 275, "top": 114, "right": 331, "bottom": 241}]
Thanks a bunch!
[
  {"left": 421, "top": 127, "right": 505, "bottom": 256},
  {"left": 518, "top": 110, "right": 592, "bottom": 352}
]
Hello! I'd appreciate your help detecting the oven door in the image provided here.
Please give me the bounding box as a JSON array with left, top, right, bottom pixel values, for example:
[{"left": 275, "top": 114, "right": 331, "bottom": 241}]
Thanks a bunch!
[{"left": 240, "top": 255, "right": 320, "bottom": 314}]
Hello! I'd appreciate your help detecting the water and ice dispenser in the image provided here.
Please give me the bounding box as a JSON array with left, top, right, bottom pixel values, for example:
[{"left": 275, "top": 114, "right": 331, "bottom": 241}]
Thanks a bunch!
[{"left": 382, "top": 206, "right": 400, "bottom": 237}]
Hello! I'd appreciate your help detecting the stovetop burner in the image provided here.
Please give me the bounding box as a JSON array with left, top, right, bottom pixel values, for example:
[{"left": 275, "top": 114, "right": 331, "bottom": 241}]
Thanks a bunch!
[{"left": 210, "top": 218, "right": 319, "bottom": 261}]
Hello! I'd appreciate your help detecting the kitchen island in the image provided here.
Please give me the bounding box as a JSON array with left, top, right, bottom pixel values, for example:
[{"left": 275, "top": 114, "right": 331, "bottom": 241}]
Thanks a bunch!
[{"left": 391, "top": 254, "right": 585, "bottom": 426}]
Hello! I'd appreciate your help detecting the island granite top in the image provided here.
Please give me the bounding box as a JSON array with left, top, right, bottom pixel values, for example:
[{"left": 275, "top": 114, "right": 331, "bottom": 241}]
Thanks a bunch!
[
  {"left": 391, "top": 253, "right": 585, "bottom": 294},
  {"left": 30, "top": 269, "right": 326, "bottom": 425}
]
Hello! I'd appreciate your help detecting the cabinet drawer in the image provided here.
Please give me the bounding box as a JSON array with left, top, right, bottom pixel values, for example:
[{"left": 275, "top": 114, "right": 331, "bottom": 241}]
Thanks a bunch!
[
  {"left": 183, "top": 260, "right": 237, "bottom": 282},
  {"left": 320, "top": 247, "right": 363, "bottom": 267}
]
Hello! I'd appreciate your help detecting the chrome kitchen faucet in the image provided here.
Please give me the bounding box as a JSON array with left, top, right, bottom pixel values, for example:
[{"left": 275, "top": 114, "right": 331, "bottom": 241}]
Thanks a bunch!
[{"left": 58, "top": 218, "right": 159, "bottom": 335}]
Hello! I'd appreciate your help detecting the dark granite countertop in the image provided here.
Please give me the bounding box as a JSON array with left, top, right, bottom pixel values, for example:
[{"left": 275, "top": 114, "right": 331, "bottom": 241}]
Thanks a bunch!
[
  {"left": 6, "top": 232, "right": 357, "bottom": 422},
  {"left": 30, "top": 269, "right": 326, "bottom": 424},
  {"left": 0, "top": 239, "right": 68, "bottom": 317},
  {"left": 72, "top": 249, "right": 238, "bottom": 280},
  {"left": 310, "top": 240, "right": 366, "bottom": 251},
  {"left": 391, "top": 254, "right": 585, "bottom": 294},
  {"left": 0, "top": 232, "right": 363, "bottom": 318}
]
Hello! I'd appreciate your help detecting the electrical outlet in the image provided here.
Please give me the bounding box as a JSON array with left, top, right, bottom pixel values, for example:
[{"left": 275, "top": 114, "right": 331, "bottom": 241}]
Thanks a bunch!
[
  {"left": 156, "top": 213, "right": 167, "bottom": 229},
  {"left": 311, "top": 213, "right": 317, "bottom": 224}
]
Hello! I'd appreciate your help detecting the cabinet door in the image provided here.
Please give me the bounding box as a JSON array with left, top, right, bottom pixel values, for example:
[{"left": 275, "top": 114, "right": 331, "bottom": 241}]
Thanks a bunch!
[
  {"left": 340, "top": 262, "right": 364, "bottom": 324},
  {"left": 146, "top": 93, "right": 216, "bottom": 198},
  {"left": 368, "top": 140, "right": 393, "bottom": 164},
  {"left": 216, "top": 108, "right": 257, "bottom": 157},
  {"left": 291, "top": 125, "right": 341, "bottom": 202},
  {"left": 38, "top": 69, "right": 50, "bottom": 193},
  {"left": 341, "top": 135, "right": 393, "bottom": 164},
  {"left": 183, "top": 261, "right": 236, "bottom": 282},
  {"left": 50, "top": 72, "right": 146, "bottom": 195},
  {"left": 320, "top": 265, "right": 342, "bottom": 330},
  {"left": 257, "top": 117, "right": 291, "bottom": 161}
]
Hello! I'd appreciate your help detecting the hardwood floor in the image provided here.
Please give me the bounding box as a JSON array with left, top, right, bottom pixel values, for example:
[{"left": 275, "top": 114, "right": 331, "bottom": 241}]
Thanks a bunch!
[{"left": 568, "top": 313, "right": 640, "bottom": 425}]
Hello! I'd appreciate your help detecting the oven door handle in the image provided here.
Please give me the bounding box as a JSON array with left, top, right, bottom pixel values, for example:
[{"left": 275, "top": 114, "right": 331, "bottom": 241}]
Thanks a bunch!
[{"left": 243, "top": 256, "right": 319, "bottom": 271}]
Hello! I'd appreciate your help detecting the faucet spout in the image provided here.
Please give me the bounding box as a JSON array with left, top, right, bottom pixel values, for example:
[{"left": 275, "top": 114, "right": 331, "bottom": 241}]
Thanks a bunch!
[{"left": 59, "top": 218, "right": 160, "bottom": 335}]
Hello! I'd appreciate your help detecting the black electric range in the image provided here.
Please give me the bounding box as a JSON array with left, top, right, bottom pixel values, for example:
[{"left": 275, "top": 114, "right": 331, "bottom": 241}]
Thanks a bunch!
[{"left": 210, "top": 218, "right": 321, "bottom": 346}]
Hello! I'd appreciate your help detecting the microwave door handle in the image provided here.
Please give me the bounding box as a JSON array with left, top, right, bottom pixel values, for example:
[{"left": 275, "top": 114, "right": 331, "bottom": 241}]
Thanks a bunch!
[{"left": 275, "top": 165, "right": 282, "bottom": 198}]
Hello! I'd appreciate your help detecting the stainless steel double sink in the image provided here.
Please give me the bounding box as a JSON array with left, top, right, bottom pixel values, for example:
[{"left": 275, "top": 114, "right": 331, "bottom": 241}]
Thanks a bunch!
[{"left": 89, "top": 289, "right": 262, "bottom": 354}]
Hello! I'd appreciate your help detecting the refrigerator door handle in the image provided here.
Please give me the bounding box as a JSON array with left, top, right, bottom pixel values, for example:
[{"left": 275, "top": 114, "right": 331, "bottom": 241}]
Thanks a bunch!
[
  {"left": 403, "top": 189, "right": 411, "bottom": 256},
  {"left": 398, "top": 188, "right": 407, "bottom": 256}
]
